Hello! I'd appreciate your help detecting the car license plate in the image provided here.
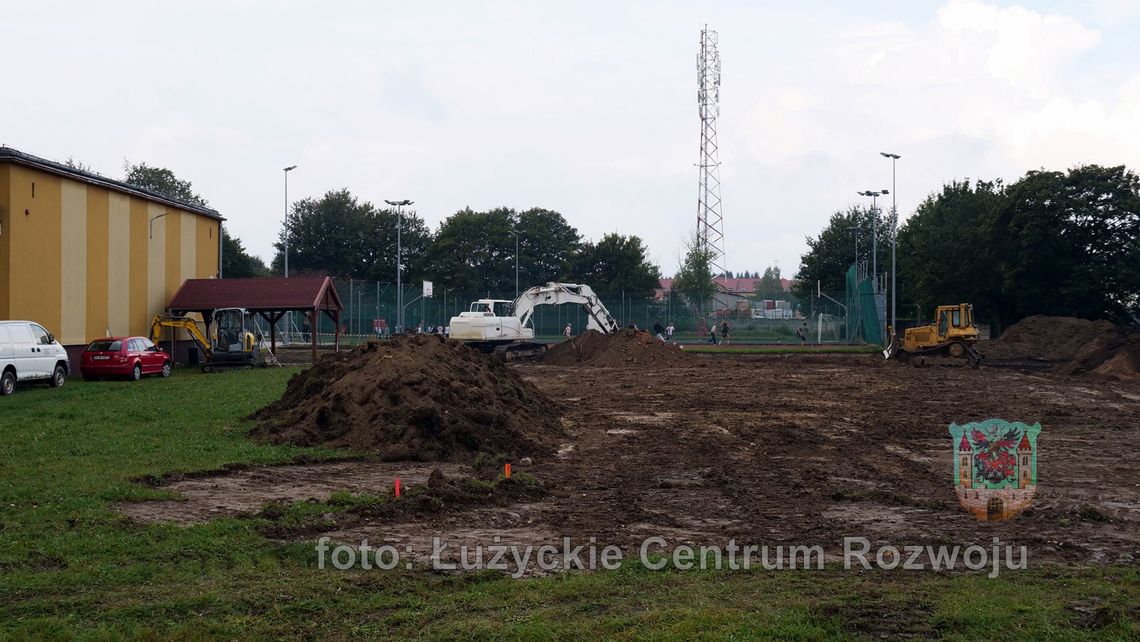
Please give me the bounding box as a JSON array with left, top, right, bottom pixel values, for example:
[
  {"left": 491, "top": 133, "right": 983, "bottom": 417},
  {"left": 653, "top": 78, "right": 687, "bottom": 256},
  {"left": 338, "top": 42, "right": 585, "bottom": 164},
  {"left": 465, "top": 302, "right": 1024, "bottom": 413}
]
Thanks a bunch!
[{"left": 93, "top": 355, "right": 110, "bottom": 360}]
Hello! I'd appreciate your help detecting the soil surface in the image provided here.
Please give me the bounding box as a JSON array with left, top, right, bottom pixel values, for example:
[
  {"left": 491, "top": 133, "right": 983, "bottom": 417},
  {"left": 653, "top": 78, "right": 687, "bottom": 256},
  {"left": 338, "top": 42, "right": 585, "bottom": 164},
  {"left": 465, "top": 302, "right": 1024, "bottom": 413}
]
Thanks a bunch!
[
  {"left": 247, "top": 335, "right": 564, "bottom": 461},
  {"left": 124, "top": 353, "right": 1140, "bottom": 571},
  {"left": 985, "top": 316, "right": 1140, "bottom": 379},
  {"left": 542, "top": 329, "right": 690, "bottom": 367}
]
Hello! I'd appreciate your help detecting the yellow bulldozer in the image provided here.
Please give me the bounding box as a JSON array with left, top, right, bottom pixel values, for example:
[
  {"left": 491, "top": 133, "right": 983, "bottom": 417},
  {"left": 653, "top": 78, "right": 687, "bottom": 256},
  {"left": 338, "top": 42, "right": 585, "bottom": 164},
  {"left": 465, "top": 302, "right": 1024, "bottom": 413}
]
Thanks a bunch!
[{"left": 884, "top": 303, "right": 984, "bottom": 367}]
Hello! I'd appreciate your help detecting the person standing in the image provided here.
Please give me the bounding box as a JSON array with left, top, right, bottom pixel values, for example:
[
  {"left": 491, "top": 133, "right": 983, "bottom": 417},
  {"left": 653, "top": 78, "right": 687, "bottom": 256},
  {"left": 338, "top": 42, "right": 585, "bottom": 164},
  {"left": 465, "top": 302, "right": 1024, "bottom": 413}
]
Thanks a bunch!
[
  {"left": 563, "top": 323, "right": 572, "bottom": 340},
  {"left": 653, "top": 321, "right": 665, "bottom": 342},
  {"left": 797, "top": 321, "right": 809, "bottom": 346},
  {"left": 708, "top": 324, "right": 718, "bottom": 344},
  {"left": 666, "top": 321, "right": 675, "bottom": 344},
  {"left": 720, "top": 320, "right": 731, "bottom": 346}
]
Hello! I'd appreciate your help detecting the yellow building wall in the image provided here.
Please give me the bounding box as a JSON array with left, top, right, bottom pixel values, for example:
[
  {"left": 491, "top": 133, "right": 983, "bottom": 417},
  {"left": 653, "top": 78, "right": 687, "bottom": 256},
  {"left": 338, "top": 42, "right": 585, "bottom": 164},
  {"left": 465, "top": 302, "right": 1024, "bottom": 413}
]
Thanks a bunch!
[
  {"left": 0, "top": 162, "right": 220, "bottom": 344},
  {"left": 7, "top": 166, "right": 63, "bottom": 334},
  {"left": 85, "top": 190, "right": 110, "bottom": 341},
  {"left": 60, "top": 180, "right": 87, "bottom": 344},
  {"left": 197, "top": 216, "right": 218, "bottom": 279},
  {"left": 106, "top": 192, "right": 131, "bottom": 337},
  {"left": 0, "top": 166, "right": 10, "bottom": 320}
]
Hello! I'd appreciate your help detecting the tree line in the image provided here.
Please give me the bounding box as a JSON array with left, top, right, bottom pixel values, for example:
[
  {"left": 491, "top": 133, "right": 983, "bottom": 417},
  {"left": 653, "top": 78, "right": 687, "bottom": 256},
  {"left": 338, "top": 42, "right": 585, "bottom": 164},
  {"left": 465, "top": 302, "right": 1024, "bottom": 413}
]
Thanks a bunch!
[
  {"left": 794, "top": 164, "right": 1140, "bottom": 328},
  {"left": 272, "top": 190, "right": 662, "bottom": 298},
  {"left": 120, "top": 164, "right": 662, "bottom": 298}
]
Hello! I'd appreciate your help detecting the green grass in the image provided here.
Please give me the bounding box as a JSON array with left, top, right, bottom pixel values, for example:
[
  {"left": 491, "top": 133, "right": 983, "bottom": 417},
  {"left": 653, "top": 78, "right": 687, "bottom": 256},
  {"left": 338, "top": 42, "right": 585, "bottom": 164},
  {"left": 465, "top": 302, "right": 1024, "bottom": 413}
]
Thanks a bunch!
[
  {"left": 0, "top": 368, "right": 1136, "bottom": 640},
  {"left": 684, "top": 345, "right": 883, "bottom": 355}
]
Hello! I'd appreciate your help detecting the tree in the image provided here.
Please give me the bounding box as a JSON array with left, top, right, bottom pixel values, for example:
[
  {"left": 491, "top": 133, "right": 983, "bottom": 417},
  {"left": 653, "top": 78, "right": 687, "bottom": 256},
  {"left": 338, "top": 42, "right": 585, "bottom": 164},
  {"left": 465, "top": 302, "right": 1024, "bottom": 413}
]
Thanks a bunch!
[
  {"left": 793, "top": 205, "right": 891, "bottom": 300},
  {"left": 568, "top": 233, "right": 661, "bottom": 298},
  {"left": 671, "top": 232, "right": 718, "bottom": 314},
  {"left": 222, "top": 231, "right": 269, "bottom": 278},
  {"left": 65, "top": 157, "right": 92, "bottom": 172},
  {"left": 993, "top": 165, "right": 1140, "bottom": 324},
  {"left": 272, "top": 189, "right": 430, "bottom": 280},
  {"left": 896, "top": 179, "right": 1004, "bottom": 326},
  {"left": 123, "top": 162, "right": 209, "bottom": 207},
  {"left": 424, "top": 207, "right": 516, "bottom": 292},
  {"left": 754, "top": 266, "right": 784, "bottom": 300},
  {"left": 516, "top": 208, "right": 581, "bottom": 286}
]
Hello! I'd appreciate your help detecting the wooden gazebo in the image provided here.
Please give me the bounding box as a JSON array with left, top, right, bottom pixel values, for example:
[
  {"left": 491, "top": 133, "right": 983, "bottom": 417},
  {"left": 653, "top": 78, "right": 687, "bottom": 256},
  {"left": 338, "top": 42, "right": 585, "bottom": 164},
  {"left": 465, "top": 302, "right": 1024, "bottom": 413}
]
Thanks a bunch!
[{"left": 167, "top": 277, "right": 343, "bottom": 362}]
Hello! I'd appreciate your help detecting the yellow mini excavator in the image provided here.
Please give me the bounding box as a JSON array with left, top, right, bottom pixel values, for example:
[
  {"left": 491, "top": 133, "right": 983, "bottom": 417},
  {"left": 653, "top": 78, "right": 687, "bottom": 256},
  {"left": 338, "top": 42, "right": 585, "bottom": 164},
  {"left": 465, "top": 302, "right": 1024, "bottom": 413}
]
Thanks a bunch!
[
  {"left": 151, "top": 307, "right": 275, "bottom": 372},
  {"left": 884, "top": 303, "right": 983, "bottom": 367}
]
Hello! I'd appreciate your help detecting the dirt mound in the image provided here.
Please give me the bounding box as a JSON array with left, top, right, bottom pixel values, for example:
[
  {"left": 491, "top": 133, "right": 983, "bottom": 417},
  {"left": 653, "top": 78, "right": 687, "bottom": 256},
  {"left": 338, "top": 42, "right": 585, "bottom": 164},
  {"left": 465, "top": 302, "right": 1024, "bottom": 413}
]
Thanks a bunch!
[
  {"left": 247, "top": 335, "right": 564, "bottom": 460},
  {"left": 986, "top": 315, "right": 1140, "bottom": 379},
  {"left": 541, "top": 329, "right": 691, "bottom": 367}
]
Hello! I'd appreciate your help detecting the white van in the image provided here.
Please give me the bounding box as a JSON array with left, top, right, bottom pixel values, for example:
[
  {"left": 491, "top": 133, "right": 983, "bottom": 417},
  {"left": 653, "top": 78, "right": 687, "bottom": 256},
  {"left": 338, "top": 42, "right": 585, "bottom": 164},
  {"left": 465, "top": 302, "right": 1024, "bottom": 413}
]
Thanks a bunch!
[{"left": 0, "top": 321, "right": 71, "bottom": 395}]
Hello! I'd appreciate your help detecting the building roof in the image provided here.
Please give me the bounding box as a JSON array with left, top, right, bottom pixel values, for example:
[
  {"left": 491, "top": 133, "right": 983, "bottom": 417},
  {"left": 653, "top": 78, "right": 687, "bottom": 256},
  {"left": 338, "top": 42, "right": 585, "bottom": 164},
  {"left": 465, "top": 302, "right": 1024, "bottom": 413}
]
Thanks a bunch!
[
  {"left": 0, "top": 146, "right": 223, "bottom": 220},
  {"left": 655, "top": 276, "right": 792, "bottom": 300},
  {"left": 167, "top": 277, "right": 343, "bottom": 314},
  {"left": 959, "top": 434, "right": 971, "bottom": 451},
  {"left": 1018, "top": 434, "right": 1032, "bottom": 451}
]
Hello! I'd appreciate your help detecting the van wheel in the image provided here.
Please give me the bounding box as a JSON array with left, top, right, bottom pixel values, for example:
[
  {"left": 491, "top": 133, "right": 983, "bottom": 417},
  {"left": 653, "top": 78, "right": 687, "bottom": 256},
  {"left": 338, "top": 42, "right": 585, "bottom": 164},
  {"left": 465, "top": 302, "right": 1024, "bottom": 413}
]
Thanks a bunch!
[
  {"left": 50, "top": 364, "right": 67, "bottom": 388},
  {"left": 1, "top": 370, "right": 15, "bottom": 396},
  {"left": 131, "top": 364, "right": 142, "bottom": 381},
  {"left": 161, "top": 361, "right": 172, "bottom": 378}
]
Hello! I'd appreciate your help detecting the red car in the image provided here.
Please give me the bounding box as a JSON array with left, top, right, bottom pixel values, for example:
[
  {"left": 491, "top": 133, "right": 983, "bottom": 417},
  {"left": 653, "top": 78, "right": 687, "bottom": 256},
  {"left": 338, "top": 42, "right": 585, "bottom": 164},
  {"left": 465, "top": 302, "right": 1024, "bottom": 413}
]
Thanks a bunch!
[{"left": 80, "top": 336, "right": 172, "bottom": 380}]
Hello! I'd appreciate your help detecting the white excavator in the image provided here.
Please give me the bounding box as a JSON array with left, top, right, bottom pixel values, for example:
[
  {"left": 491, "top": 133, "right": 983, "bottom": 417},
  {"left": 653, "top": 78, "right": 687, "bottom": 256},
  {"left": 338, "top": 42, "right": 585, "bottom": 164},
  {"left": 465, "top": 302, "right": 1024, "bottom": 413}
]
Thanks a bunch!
[{"left": 448, "top": 282, "right": 620, "bottom": 359}]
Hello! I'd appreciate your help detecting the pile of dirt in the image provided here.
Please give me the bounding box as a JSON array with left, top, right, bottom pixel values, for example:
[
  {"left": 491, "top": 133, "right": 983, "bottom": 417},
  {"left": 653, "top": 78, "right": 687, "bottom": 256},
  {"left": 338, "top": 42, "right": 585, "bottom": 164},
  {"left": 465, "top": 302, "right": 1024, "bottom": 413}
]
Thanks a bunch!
[
  {"left": 247, "top": 335, "right": 564, "bottom": 460},
  {"left": 986, "top": 315, "right": 1140, "bottom": 379},
  {"left": 541, "top": 329, "right": 691, "bottom": 367}
]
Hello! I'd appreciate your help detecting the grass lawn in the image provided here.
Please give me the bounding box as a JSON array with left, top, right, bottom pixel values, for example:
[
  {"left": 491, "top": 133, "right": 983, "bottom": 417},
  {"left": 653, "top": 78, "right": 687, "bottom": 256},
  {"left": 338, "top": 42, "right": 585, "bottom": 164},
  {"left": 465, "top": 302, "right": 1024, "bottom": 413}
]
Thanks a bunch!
[{"left": 0, "top": 368, "right": 1135, "bottom": 640}]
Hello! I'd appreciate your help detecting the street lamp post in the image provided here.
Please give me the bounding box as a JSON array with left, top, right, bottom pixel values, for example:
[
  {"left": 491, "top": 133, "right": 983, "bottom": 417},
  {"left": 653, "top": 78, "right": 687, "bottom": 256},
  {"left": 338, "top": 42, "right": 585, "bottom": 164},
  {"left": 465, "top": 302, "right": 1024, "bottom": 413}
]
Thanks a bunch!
[
  {"left": 283, "top": 166, "right": 297, "bottom": 278},
  {"left": 880, "top": 152, "right": 901, "bottom": 334},
  {"left": 509, "top": 229, "right": 520, "bottom": 299},
  {"left": 857, "top": 189, "right": 889, "bottom": 287},
  {"left": 385, "top": 199, "right": 414, "bottom": 332},
  {"left": 282, "top": 165, "right": 297, "bottom": 343}
]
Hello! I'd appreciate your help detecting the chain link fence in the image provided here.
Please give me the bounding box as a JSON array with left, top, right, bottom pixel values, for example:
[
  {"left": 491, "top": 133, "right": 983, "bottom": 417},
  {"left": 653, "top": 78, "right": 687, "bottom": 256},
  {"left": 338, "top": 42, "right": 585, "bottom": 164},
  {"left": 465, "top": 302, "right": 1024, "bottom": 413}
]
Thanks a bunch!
[{"left": 251, "top": 280, "right": 861, "bottom": 345}]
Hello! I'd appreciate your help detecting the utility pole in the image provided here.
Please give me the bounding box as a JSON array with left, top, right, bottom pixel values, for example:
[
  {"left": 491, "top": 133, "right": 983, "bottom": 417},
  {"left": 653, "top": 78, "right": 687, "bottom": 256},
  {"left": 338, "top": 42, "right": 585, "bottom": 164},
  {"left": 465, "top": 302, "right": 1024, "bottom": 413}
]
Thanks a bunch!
[
  {"left": 857, "top": 189, "right": 889, "bottom": 286},
  {"left": 282, "top": 165, "right": 297, "bottom": 343},
  {"left": 880, "top": 152, "right": 901, "bottom": 334},
  {"left": 283, "top": 165, "right": 297, "bottom": 278},
  {"left": 510, "top": 229, "right": 520, "bottom": 299},
  {"left": 385, "top": 199, "right": 414, "bottom": 332}
]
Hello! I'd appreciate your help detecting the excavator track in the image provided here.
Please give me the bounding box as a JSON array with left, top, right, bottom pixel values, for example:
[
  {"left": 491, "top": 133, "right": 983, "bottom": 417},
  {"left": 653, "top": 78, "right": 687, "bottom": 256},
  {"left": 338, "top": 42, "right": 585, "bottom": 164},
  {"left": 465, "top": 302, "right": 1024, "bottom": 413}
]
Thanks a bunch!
[{"left": 492, "top": 342, "right": 548, "bottom": 362}]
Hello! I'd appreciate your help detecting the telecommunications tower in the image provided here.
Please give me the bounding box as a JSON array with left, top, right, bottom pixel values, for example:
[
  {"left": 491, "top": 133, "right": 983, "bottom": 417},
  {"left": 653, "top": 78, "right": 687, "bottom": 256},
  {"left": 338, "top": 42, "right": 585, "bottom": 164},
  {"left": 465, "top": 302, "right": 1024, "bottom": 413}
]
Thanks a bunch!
[{"left": 696, "top": 25, "right": 725, "bottom": 276}]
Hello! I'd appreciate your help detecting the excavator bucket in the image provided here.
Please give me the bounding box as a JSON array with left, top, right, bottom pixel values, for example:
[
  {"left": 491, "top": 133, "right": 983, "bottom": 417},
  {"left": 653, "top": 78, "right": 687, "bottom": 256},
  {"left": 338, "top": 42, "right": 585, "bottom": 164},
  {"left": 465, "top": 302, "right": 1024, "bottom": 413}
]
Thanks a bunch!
[{"left": 882, "top": 332, "right": 899, "bottom": 360}]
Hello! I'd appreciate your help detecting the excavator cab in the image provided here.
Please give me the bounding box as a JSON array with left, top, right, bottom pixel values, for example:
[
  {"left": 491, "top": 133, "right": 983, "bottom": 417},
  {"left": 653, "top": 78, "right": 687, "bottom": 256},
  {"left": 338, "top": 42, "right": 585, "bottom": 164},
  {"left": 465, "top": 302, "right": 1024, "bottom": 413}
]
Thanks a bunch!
[{"left": 211, "top": 308, "right": 257, "bottom": 360}]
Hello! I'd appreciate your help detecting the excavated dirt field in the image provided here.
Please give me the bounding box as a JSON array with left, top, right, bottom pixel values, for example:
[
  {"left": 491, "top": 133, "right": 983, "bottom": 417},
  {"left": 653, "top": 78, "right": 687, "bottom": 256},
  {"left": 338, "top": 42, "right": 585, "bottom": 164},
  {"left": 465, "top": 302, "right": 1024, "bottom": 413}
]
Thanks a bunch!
[{"left": 123, "top": 351, "right": 1140, "bottom": 572}]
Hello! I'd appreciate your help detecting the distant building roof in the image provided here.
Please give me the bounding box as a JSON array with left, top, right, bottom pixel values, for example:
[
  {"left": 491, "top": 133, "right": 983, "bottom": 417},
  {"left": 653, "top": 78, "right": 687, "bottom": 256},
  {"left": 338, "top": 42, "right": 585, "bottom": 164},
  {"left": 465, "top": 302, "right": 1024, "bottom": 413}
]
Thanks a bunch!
[
  {"left": 0, "top": 146, "right": 222, "bottom": 220},
  {"left": 655, "top": 276, "right": 791, "bottom": 299},
  {"left": 167, "top": 277, "right": 342, "bottom": 314}
]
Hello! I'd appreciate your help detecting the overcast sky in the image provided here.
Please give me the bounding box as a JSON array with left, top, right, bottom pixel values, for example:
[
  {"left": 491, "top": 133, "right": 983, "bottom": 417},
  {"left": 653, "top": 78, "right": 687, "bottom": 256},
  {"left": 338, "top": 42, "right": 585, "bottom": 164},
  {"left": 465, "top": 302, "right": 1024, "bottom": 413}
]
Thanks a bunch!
[{"left": 5, "top": 0, "right": 1140, "bottom": 278}]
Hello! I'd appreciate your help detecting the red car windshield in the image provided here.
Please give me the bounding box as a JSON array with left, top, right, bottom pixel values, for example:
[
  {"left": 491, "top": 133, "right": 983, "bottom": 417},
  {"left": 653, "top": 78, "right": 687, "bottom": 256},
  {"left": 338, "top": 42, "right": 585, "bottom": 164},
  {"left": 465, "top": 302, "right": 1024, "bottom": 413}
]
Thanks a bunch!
[{"left": 87, "top": 340, "right": 123, "bottom": 352}]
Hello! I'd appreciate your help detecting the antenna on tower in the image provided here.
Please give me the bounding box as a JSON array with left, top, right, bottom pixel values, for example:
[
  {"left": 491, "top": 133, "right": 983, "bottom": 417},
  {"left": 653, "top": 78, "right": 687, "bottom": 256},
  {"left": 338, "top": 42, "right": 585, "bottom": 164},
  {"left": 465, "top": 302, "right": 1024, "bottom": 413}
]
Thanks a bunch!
[{"left": 696, "top": 25, "right": 726, "bottom": 277}]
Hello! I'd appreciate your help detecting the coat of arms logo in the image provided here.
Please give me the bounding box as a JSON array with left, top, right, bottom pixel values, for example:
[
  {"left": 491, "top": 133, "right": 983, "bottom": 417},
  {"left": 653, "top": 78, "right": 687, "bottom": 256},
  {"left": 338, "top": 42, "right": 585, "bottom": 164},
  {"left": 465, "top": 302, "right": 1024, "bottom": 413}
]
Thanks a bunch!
[{"left": 949, "top": 419, "right": 1041, "bottom": 520}]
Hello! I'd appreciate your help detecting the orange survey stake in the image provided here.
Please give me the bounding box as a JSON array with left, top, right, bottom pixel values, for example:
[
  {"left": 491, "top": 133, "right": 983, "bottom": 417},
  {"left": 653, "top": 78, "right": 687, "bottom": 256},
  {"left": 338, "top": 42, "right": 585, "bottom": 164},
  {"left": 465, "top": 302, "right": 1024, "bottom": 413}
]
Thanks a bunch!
[{"left": 504, "top": 463, "right": 512, "bottom": 479}]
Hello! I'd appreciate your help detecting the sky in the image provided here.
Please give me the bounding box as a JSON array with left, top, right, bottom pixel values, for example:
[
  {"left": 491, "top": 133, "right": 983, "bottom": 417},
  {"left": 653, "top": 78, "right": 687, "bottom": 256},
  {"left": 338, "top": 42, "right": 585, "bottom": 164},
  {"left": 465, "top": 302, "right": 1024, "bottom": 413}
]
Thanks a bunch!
[{"left": 4, "top": 0, "right": 1140, "bottom": 278}]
